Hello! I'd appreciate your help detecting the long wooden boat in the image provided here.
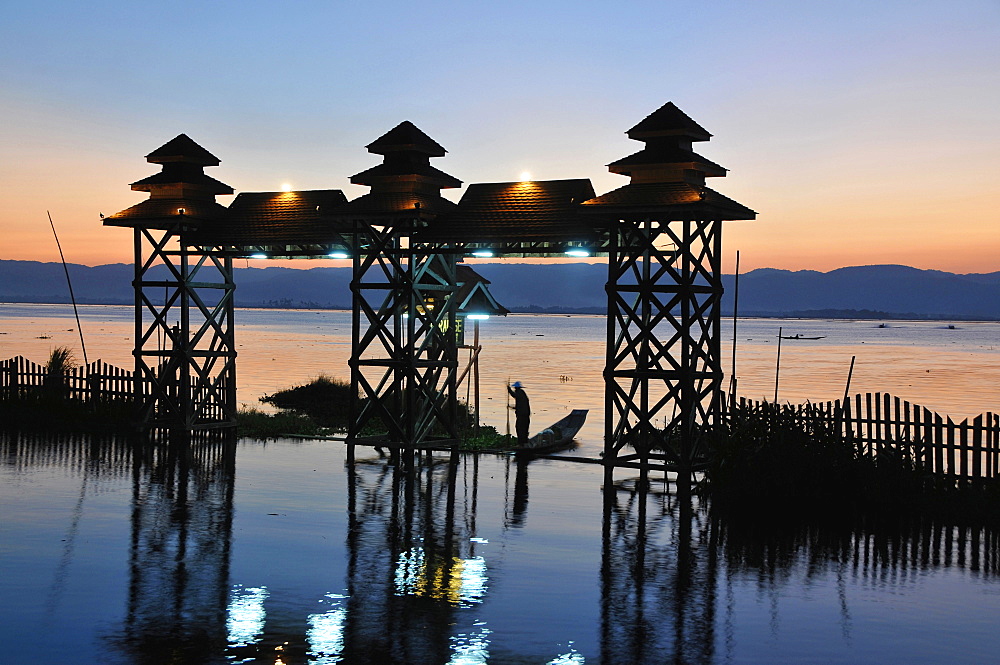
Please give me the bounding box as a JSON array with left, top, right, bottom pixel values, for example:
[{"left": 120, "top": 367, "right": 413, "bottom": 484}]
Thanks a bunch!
[
  {"left": 513, "top": 409, "right": 588, "bottom": 455},
  {"left": 779, "top": 334, "right": 826, "bottom": 340}
]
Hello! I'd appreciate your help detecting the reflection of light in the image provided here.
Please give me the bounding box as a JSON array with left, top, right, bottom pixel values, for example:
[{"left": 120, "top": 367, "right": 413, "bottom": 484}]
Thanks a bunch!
[
  {"left": 548, "top": 645, "right": 586, "bottom": 664},
  {"left": 395, "top": 547, "right": 425, "bottom": 596},
  {"left": 471, "top": 250, "right": 494, "bottom": 258},
  {"left": 327, "top": 251, "right": 350, "bottom": 259},
  {"left": 249, "top": 253, "right": 268, "bottom": 259},
  {"left": 448, "top": 624, "right": 492, "bottom": 664},
  {"left": 227, "top": 585, "right": 268, "bottom": 647},
  {"left": 394, "top": 547, "right": 489, "bottom": 606},
  {"left": 564, "top": 249, "right": 590, "bottom": 258},
  {"left": 307, "top": 593, "right": 347, "bottom": 664},
  {"left": 458, "top": 555, "right": 488, "bottom": 606},
  {"left": 466, "top": 314, "right": 490, "bottom": 321}
]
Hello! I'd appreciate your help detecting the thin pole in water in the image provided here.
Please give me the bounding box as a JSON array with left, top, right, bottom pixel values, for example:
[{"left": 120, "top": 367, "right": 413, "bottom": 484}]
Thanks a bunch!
[
  {"left": 841, "top": 355, "right": 856, "bottom": 406},
  {"left": 47, "top": 211, "right": 89, "bottom": 367},
  {"left": 774, "top": 326, "right": 782, "bottom": 403},
  {"left": 729, "top": 250, "right": 741, "bottom": 410}
]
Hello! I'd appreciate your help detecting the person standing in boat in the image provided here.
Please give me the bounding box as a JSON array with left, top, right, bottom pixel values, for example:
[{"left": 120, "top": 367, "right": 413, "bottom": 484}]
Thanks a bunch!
[{"left": 507, "top": 381, "right": 530, "bottom": 445}]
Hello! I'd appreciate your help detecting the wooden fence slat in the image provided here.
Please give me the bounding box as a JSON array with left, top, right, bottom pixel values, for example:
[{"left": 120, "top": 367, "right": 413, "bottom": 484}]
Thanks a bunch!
[{"left": 972, "top": 415, "right": 983, "bottom": 479}]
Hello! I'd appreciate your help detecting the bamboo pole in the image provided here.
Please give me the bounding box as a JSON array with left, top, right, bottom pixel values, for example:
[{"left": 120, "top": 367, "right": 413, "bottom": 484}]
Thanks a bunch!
[{"left": 773, "top": 326, "right": 782, "bottom": 403}]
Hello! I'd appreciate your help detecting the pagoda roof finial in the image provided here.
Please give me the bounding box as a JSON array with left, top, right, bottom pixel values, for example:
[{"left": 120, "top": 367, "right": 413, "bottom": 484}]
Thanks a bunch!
[
  {"left": 627, "top": 102, "right": 712, "bottom": 142},
  {"left": 366, "top": 120, "right": 447, "bottom": 157},
  {"left": 145, "top": 133, "right": 223, "bottom": 166}
]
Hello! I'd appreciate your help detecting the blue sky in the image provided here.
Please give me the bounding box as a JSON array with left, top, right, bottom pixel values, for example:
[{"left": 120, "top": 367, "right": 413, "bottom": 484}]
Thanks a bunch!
[{"left": 2, "top": 0, "right": 998, "bottom": 272}]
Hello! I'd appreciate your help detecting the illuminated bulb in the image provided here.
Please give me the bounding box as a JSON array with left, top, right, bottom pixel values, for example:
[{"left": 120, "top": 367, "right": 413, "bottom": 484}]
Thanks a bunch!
[
  {"left": 471, "top": 250, "right": 494, "bottom": 258},
  {"left": 281, "top": 183, "right": 292, "bottom": 192},
  {"left": 327, "top": 251, "right": 350, "bottom": 259},
  {"left": 249, "top": 253, "right": 268, "bottom": 259},
  {"left": 565, "top": 249, "right": 590, "bottom": 258},
  {"left": 519, "top": 171, "right": 531, "bottom": 181}
]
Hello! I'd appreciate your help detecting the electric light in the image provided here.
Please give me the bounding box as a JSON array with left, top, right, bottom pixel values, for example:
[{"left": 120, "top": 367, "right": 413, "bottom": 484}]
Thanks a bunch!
[
  {"left": 327, "top": 251, "right": 350, "bottom": 259},
  {"left": 471, "top": 250, "right": 494, "bottom": 258},
  {"left": 467, "top": 314, "right": 490, "bottom": 320},
  {"left": 564, "top": 249, "right": 590, "bottom": 258},
  {"left": 249, "top": 253, "right": 268, "bottom": 259}
]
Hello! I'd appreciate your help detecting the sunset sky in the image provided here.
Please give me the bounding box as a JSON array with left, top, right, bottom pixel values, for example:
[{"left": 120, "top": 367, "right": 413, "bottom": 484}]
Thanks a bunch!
[{"left": 2, "top": 1, "right": 997, "bottom": 274}]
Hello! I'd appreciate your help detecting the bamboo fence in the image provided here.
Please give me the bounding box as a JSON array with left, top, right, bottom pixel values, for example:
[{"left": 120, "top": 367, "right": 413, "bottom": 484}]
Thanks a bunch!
[{"left": 730, "top": 393, "right": 1000, "bottom": 480}]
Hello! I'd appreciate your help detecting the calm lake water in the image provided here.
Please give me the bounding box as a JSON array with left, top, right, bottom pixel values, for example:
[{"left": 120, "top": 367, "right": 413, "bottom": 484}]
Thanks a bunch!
[
  {"left": 4, "top": 433, "right": 1000, "bottom": 664},
  {"left": 2, "top": 304, "right": 1000, "bottom": 663}
]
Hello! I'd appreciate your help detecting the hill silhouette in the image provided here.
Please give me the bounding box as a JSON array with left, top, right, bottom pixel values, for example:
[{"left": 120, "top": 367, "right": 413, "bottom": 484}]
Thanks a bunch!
[{"left": 1, "top": 260, "right": 997, "bottom": 320}]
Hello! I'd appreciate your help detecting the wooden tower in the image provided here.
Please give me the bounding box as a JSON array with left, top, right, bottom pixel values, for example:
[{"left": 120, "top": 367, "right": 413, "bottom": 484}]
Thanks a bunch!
[
  {"left": 104, "top": 135, "right": 238, "bottom": 432},
  {"left": 335, "top": 121, "right": 464, "bottom": 457},
  {"left": 582, "top": 103, "right": 755, "bottom": 483}
]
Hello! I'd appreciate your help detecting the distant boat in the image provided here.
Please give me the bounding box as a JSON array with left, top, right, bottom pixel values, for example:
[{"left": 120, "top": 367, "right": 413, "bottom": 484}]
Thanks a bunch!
[
  {"left": 779, "top": 334, "right": 826, "bottom": 340},
  {"left": 948, "top": 324, "right": 956, "bottom": 329},
  {"left": 513, "top": 409, "right": 588, "bottom": 456},
  {"left": 878, "top": 323, "right": 888, "bottom": 328}
]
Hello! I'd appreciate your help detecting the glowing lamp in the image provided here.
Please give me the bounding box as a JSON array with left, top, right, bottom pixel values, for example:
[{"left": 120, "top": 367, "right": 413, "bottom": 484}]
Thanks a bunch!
[
  {"left": 249, "top": 253, "right": 268, "bottom": 259},
  {"left": 471, "top": 250, "right": 494, "bottom": 258},
  {"left": 466, "top": 314, "right": 490, "bottom": 321},
  {"left": 327, "top": 251, "right": 350, "bottom": 259},
  {"left": 564, "top": 249, "right": 590, "bottom": 258}
]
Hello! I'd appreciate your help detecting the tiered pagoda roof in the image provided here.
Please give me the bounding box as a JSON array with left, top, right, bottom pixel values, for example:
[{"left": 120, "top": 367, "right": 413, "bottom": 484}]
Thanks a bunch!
[
  {"left": 103, "top": 133, "right": 233, "bottom": 229},
  {"left": 335, "top": 121, "right": 460, "bottom": 218},
  {"left": 581, "top": 102, "right": 756, "bottom": 220}
]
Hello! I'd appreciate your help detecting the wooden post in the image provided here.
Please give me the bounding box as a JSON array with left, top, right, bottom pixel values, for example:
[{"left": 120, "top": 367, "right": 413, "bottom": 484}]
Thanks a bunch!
[
  {"left": 473, "top": 319, "right": 480, "bottom": 428},
  {"left": 774, "top": 326, "right": 782, "bottom": 403}
]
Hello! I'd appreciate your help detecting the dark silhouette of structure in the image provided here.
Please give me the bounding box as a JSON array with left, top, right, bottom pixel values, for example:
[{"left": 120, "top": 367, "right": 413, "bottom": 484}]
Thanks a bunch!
[{"left": 104, "top": 102, "right": 755, "bottom": 481}]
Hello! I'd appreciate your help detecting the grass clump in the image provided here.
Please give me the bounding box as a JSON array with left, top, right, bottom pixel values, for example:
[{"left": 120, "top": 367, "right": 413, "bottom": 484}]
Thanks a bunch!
[
  {"left": 457, "top": 424, "right": 516, "bottom": 451},
  {"left": 259, "top": 374, "right": 352, "bottom": 429},
  {"left": 235, "top": 407, "right": 324, "bottom": 439}
]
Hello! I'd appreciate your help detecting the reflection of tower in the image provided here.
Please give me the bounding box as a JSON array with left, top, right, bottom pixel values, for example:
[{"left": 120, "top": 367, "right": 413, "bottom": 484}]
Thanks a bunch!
[
  {"left": 600, "top": 477, "right": 718, "bottom": 665},
  {"left": 115, "top": 438, "right": 236, "bottom": 663},
  {"left": 342, "top": 456, "right": 489, "bottom": 664}
]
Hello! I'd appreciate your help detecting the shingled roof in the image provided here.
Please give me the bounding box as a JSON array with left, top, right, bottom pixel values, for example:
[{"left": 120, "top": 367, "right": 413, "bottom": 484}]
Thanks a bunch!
[
  {"left": 102, "top": 198, "right": 230, "bottom": 229},
  {"left": 193, "top": 189, "right": 350, "bottom": 245},
  {"left": 419, "top": 179, "right": 599, "bottom": 244},
  {"left": 581, "top": 182, "right": 756, "bottom": 219}
]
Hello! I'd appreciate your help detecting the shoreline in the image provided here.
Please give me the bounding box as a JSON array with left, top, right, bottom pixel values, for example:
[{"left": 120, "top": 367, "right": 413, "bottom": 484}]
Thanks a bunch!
[{"left": 2, "top": 300, "right": 998, "bottom": 323}]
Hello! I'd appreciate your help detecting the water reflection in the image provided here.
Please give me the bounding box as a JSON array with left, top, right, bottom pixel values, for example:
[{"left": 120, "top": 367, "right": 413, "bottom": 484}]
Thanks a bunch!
[
  {"left": 601, "top": 477, "right": 718, "bottom": 665},
  {"left": 341, "top": 454, "right": 490, "bottom": 664},
  {"left": 116, "top": 436, "right": 236, "bottom": 664},
  {"left": 4, "top": 432, "right": 1000, "bottom": 663},
  {"left": 601, "top": 472, "right": 1000, "bottom": 664}
]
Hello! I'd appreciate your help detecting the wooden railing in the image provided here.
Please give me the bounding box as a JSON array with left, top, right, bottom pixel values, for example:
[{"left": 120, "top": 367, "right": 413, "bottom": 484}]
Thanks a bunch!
[{"left": 729, "top": 393, "right": 1000, "bottom": 480}]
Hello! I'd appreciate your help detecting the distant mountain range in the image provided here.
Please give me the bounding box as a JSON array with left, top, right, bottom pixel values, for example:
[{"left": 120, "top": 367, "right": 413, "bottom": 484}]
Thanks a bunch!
[{"left": 1, "top": 260, "right": 998, "bottom": 320}]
